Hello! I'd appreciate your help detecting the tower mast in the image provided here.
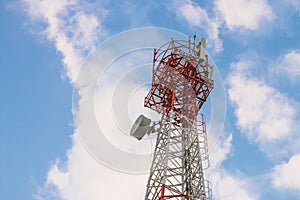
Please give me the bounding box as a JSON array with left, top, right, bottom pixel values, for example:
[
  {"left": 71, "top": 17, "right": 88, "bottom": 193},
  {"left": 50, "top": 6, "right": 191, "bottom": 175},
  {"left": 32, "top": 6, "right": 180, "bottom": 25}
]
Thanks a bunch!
[{"left": 143, "top": 35, "right": 214, "bottom": 200}]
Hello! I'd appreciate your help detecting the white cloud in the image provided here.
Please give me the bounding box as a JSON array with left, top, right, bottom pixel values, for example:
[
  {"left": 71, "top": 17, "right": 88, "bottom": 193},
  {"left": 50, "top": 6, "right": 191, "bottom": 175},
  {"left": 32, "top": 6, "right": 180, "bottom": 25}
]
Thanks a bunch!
[
  {"left": 209, "top": 133, "right": 233, "bottom": 168},
  {"left": 174, "top": 0, "right": 276, "bottom": 51},
  {"left": 209, "top": 169, "right": 257, "bottom": 200},
  {"left": 215, "top": 0, "right": 275, "bottom": 30},
  {"left": 174, "top": 0, "right": 223, "bottom": 52},
  {"left": 272, "top": 153, "right": 300, "bottom": 192},
  {"left": 34, "top": 48, "right": 155, "bottom": 200},
  {"left": 176, "top": 1, "right": 209, "bottom": 27},
  {"left": 207, "top": 134, "right": 257, "bottom": 200},
  {"left": 22, "top": 0, "right": 106, "bottom": 82},
  {"left": 37, "top": 130, "right": 256, "bottom": 200},
  {"left": 228, "top": 74, "right": 295, "bottom": 141},
  {"left": 36, "top": 134, "right": 147, "bottom": 200},
  {"left": 228, "top": 57, "right": 298, "bottom": 157},
  {"left": 275, "top": 50, "right": 300, "bottom": 80}
]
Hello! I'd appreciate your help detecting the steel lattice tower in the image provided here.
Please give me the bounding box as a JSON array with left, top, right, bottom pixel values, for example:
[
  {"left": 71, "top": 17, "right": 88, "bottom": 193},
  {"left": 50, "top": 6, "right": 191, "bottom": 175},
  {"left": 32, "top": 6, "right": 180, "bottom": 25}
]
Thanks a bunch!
[{"left": 140, "top": 35, "right": 214, "bottom": 200}]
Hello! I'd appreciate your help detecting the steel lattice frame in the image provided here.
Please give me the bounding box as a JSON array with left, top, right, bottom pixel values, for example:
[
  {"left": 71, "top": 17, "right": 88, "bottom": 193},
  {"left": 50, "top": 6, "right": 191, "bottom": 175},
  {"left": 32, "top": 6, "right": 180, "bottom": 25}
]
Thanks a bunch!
[{"left": 144, "top": 36, "right": 214, "bottom": 200}]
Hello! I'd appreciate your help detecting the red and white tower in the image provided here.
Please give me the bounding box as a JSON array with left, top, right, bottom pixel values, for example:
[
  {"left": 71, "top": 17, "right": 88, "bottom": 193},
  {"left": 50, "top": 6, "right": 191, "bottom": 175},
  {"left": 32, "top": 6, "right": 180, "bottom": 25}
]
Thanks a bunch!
[{"left": 131, "top": 35, "right": 214, "bottom": 200}]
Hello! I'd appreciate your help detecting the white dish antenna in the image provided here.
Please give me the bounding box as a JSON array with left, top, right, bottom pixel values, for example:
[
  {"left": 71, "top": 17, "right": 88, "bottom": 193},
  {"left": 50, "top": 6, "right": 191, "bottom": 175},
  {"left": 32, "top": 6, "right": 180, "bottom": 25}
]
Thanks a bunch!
[{"left": 130, "top": 114, "right": 151, "bottom": 140}]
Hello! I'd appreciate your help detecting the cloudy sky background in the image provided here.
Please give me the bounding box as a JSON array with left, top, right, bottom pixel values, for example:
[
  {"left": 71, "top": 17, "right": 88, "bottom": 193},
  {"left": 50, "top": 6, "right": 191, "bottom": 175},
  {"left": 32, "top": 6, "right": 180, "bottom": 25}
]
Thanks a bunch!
[{"left": 1, "top": 0, "right": 300, "bottom": 199}]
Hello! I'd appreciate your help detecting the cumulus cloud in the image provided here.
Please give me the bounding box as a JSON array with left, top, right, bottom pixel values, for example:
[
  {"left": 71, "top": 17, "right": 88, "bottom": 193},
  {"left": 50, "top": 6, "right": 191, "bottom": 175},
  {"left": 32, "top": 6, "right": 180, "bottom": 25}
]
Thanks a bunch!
[
  {"left": 209, "top": 168, "right": 257, "bottom": 200},
  {"left": 274, "top": 50, "right": 300, "bottom": 81},
  {"left": 36, "top": 134, "right": 148, "bottom": 200},
  {"left": 227, "top": 56, "right": 299, "bottom": 157},
  {"left": 33, "top": 129, "right": 256, "bottom": 200},
  {"left": 174, "top": 0, "right": 275, "bottom": 52},
  {"left": 31, "top": 43, "right": 153, "bottom": 199},
  {"left": 215, "top": 0, "right": 275, "bottom": 31},
  {"left": 209, "top": 134, "right": 232, "bottom": 168},
  {"left": 228, "top": 54, "right": 300, "bottom": 198},
  {"left": 22, "top": 0, "right": 106, "bottom": 82},
  {"left": 38, "top": 130, "right": 255, "bottom": 200},
  {"left": 174, "top": 0, "right": 223, "bottom": 52},
  {"left": 228, "top": 73, "right": 295, "bottom": 141},
  {"left": 206, "top": 134, "right": 257, "bottom": 200},
  {"left": 272, "top": 153, "right": 300, "bottom": 192}
]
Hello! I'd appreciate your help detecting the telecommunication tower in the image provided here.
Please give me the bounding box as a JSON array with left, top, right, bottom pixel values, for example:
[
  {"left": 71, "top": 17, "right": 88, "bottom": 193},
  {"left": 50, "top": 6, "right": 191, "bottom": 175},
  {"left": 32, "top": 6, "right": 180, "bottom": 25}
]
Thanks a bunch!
[{"left": 131, "top": 35, "right": 214, "bottom": 200}]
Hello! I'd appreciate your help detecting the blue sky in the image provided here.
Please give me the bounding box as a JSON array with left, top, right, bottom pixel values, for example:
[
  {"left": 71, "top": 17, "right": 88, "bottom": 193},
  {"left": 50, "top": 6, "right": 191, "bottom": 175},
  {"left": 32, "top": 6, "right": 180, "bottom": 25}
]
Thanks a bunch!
[
  {"left": 0, "top": 2, "right": 73, "bottom": 199},
  {"left": 1, "top": 0, "right": 300, "bottom": 199}
]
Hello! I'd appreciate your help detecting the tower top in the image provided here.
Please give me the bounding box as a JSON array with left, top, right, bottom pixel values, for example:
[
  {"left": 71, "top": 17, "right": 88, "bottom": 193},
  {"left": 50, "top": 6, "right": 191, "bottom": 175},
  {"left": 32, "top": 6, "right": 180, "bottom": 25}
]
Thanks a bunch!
[{"left": 144, "top": 36, "right": 214, "bottom": 122}]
